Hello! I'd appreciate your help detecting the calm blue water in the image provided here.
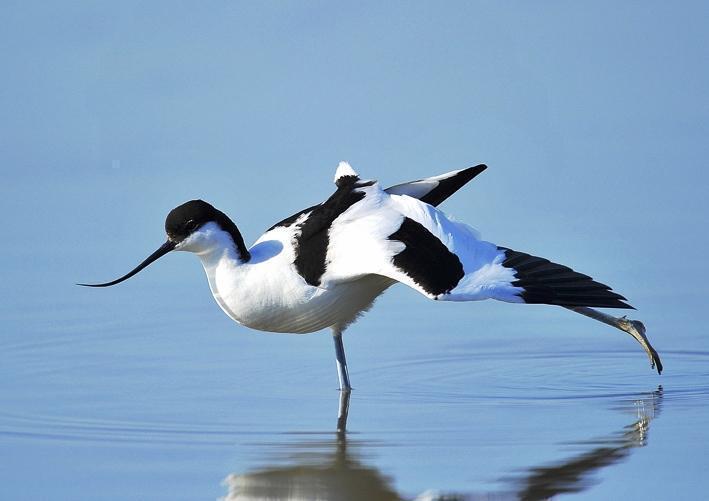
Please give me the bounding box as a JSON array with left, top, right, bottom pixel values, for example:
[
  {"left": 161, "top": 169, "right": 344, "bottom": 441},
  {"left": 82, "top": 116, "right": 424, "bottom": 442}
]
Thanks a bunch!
[{"left": 2, "top": 268, "right": 708, "bottom": 499}]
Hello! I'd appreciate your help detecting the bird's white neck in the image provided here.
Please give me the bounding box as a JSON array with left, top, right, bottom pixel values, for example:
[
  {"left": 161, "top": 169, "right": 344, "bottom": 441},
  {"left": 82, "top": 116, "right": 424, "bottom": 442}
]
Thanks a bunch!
[
  {"left": 177, "top": 222, "right": 248, "bottom": 323},
  {"left": 177, "top": 222, "right": 247, "bottom": 265},
  {"left": 177, "top": 221, "right": 246, "bottom": 288}
]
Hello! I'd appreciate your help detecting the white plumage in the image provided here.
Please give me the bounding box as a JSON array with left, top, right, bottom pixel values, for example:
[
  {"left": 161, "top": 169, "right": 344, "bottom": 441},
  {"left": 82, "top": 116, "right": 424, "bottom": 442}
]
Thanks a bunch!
[
  {"left": 80, "top": 161, "right": 663, "bottom": 389},
  {"left": 181, "top": 166, "right": 522, "bottom": 335}
]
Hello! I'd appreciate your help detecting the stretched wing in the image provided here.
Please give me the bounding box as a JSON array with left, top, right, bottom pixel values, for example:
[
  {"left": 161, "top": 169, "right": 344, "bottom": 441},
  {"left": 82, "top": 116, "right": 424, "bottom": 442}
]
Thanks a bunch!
[
  {"left": 385, "top": 164, "right": 487, "bottom": 207},
  {"left": 320, "top": 171, "right": 631, "bottom": 309},
  {"left": 273, "top": 162, "right": 631, "bottom": 309},
  {"left": 320, "top": 181, "right": 524, "bottom": 302}
]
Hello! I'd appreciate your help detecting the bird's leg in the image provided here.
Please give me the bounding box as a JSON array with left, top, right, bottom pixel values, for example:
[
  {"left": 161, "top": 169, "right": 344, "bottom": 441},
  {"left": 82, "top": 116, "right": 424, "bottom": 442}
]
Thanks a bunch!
[
  {"left": 336, "top": 387, "right": 351, "bottom": 434},
  {"left": 565, "top": 306, "right": 663, "bottom": 374},
  {"left": 332, "top": 329, "right": 352, "bottom": 391}
]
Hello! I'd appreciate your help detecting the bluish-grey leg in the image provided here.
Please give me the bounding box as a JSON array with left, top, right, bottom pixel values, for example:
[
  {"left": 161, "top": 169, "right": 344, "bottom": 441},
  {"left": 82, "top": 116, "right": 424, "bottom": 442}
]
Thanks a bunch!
[
  {"left": 336, "top": 388, "right": 351, "bottom": 434},
  {"left": 332, "top": 330, "right": 352, "bottom": 391},
  {"left": 565, "top": 306, "right": 663, "bottom": 374}
]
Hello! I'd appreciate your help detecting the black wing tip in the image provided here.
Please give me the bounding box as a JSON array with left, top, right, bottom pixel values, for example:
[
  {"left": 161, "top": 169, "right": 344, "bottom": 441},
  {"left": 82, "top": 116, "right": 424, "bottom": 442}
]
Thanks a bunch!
[
  {"left": 609, "top": 301, "right": 635, "bottom": 309},
  {"left": 519, "top": 293, "right": 635, "bottom": 309},
  {"left": 586, "top": 298, "right": 635, "bottom": 309},
  {"left": 502, "top": 248, "right": 636, "bottom": 310},
  {"left": 458, "top": 164, "right": 488, "bottom": 181},
  {"left": 418, "top": 163, "right": 488, "bottom": 207}
]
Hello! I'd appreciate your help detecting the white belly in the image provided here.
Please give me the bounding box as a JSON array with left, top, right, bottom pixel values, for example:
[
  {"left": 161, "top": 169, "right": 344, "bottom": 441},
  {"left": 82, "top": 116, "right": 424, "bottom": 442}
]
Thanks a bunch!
[
  {"left": 210, "top": 260, "right": 394, "bottom": 334},
  {"left": 247, "top": 275, "right": 394, "bottom": 333}
]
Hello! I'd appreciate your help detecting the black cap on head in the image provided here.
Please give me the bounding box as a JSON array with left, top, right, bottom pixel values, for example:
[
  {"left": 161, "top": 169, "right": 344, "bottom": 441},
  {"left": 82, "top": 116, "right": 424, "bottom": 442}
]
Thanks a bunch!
[
  {"left": 165, "top": 199, "right": 250, "bottom": 260},
  {"left": 165, "top": 199, "right": 219, "bottom": 242}
]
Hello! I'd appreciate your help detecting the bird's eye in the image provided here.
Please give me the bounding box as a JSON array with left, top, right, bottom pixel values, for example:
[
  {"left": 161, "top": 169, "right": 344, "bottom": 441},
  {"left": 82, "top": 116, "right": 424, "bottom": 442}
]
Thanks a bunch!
[{"left": 185, "top": 220, "right": 200, "bottom": 232}]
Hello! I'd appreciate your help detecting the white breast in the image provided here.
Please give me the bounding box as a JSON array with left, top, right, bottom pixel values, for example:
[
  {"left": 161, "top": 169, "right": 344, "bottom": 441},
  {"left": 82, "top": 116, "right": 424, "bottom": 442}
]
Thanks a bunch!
[{"left": 192, "top": 223, "right": 393, "bottom": 334}]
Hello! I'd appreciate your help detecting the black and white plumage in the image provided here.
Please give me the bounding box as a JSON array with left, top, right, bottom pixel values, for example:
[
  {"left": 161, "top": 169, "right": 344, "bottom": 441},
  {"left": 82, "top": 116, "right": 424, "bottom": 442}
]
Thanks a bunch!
[{"left": 80, "top": 162, "right": 662, "bottom": 389}]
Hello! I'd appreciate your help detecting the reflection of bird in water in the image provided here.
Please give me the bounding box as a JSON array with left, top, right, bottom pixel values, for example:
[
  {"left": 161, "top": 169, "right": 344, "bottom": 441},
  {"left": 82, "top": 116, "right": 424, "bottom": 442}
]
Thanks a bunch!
[
  {"left": 81, "top": 162, "right": 662, "bottom": 391},
  {"left": 512, "top": 387, "right": 662, "bottom": 500},
  {"left": 222, "top": 437, "right": 400, "bottom": 501},
  {"left": 222, "top": 392, "right": 401, "bottom": 500},
  {"left": 221, "top": 388, "right": 662, "bottom": 501}
]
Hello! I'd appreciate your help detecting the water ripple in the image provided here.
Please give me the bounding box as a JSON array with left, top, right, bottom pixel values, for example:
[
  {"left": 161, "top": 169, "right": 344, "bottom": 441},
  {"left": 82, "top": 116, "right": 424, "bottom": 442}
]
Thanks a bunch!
[
  {"left": 357, "top": 348, "right": 709, "bottom": 404},
  {"left": 2, "top": 346, "right": 708, "bottom": 450}
]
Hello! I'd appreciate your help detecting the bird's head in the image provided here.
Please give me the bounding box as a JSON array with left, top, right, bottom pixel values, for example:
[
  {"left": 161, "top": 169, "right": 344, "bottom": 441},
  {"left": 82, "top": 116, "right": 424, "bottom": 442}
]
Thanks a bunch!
[{"left": 79, "top": 199, "right": 249, "bottom": 287}]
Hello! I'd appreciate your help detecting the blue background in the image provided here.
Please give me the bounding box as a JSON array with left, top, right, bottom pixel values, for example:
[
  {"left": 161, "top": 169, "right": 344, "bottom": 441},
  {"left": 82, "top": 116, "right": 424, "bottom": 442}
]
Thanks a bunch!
[{"left": 1, "top": 2, "right": 707, "bottom": 499}]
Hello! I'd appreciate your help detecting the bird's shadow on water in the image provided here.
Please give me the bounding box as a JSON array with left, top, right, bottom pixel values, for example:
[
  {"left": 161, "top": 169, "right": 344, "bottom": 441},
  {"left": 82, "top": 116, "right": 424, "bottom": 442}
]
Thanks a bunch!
[{"left": 221, "top": 387, "right": 663, "bottom": 500}]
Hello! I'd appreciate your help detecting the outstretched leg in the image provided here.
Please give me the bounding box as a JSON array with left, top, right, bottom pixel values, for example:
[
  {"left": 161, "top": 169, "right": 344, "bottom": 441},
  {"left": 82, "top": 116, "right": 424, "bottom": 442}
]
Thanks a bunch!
[
  {"left": 566, "top": 306, "right": 663, "bottom": 374},
  {"left": 332, "top": 328, "right": 352, "bottom": 391}
]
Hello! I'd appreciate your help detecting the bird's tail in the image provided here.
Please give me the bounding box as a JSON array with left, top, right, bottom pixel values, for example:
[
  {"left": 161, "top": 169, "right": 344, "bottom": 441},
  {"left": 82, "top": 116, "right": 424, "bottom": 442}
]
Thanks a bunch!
[{"left": 498, "top": 247, "right": 633, "bottom": 309}]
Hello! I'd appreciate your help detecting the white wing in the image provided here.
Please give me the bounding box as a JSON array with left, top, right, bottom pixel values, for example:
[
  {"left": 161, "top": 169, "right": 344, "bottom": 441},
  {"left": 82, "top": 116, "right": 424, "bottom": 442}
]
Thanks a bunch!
[
  {"left": 289, "top": 164, "right": 631, "bottom": 309},
  {"left": 321, "top": 180, "right": 524, "bottom": 303}
]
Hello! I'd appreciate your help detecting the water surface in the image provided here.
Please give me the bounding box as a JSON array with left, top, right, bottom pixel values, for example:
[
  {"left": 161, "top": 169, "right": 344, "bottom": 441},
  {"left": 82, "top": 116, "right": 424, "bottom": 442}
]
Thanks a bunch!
[{"left": 3, "top": 289, "right": 708, "bottom": 499}]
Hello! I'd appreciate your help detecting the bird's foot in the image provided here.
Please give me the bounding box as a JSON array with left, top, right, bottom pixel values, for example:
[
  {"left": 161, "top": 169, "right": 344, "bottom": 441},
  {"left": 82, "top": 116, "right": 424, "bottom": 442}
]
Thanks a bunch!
[{"left": 617, "top": 317, "right": 663, "bottom": 375}]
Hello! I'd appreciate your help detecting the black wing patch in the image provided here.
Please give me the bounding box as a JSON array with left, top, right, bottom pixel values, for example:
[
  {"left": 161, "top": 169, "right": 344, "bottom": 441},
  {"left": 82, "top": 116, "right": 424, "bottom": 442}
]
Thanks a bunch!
[
  {"left": 293, "top": 177, "right": 374, "bottom": 286},
  {"left": 385, "top": 164, "right": 487, "bottom": 207},
  {"left": 389, "top": 217, "right": 464, "bottom": 297},
  {"left": 500, "top": 247, "right": 633, "bottom": 309}
]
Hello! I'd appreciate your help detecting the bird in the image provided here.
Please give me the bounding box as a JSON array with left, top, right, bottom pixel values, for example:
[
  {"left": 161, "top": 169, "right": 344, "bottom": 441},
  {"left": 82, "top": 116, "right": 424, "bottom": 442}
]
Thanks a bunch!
[{"left": 79, "top": 162, "right": 662, "bottom": 390}]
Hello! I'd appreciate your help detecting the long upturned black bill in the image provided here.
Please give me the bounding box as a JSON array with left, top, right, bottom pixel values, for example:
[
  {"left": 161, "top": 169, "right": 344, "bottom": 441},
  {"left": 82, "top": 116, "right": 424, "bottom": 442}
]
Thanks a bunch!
[{"left": 77, "top": 240, "right": 176, "bottom": 287}]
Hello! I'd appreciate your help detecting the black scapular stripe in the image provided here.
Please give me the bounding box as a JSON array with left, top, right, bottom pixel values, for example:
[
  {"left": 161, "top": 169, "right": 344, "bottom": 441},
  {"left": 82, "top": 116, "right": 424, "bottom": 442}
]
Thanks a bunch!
[
  {"left": 389, "top": 217, "right": 464, "bottom": 296},
  {"left": 419, "top": 164, "right": 487, "bottom": 207},
  {"left": 499, "top": 247, "right": 633, "bottom": 309},
  {"left": 293, "top": 177, "right": 373, "bottom": 286}
]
